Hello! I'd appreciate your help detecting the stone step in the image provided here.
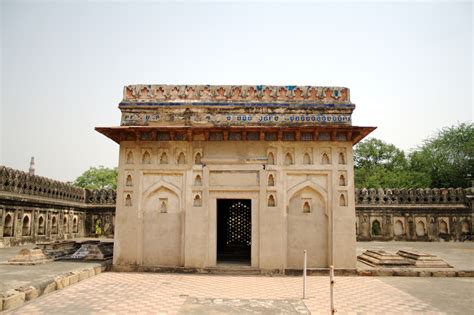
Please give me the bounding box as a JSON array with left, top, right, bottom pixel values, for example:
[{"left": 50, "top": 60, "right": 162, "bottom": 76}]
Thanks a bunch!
[{"left": 206, "top": 265, "right": 261, "bottom": 275}]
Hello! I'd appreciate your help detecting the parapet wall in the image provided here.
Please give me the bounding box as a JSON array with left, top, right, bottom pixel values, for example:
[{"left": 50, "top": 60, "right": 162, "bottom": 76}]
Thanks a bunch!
[
  {"left": 355, "top": 188, "right": 473, "bottom": 242},
  {"left": 0, "top": 166, "right": 115, "bottom": 247},
  {"left": 355, "top": 187, "right": 468, "bottom": 205},
  {"left": 1, "top": 165, "right": 472, "bottom": 246}
]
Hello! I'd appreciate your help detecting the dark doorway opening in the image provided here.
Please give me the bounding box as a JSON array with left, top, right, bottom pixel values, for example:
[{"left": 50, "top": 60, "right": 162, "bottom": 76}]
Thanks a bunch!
[{"left": 217, "top": 199, "right": 251, "bottom": 265}]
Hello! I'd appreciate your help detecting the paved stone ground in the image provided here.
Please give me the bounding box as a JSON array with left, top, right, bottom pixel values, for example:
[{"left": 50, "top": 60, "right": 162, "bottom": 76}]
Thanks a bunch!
[
  {"left": 0, "top": 243, "right": 105, "bottom": 293},
  {"left": 7, "top": 272, "right": 473, "bottom": 314}
]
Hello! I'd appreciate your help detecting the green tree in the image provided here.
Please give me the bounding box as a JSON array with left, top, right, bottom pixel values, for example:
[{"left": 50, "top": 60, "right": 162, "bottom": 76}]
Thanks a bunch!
[
  {"left": 409, "top": 122, "right": 474, "bottom": 188},
  {"left": 354, "top": 138, "right": 430, "bottom": 188},
  {"left": 73, "top": 166, "right": 118, "bottom": 189}
]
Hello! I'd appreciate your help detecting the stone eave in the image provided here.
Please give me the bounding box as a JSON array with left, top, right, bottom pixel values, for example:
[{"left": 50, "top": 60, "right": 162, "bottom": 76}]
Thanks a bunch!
[{"left": 95, "top": 125, "right": 376, "bottom": 145}]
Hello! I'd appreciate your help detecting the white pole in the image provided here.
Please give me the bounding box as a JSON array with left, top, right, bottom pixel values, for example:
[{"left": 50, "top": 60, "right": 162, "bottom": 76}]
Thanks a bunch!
[
  {"left": 330, "top": 265, "right": 335, "bottom": 314},
  {"left": 303, "top": 249, "right": 307, "bottom": 299}
]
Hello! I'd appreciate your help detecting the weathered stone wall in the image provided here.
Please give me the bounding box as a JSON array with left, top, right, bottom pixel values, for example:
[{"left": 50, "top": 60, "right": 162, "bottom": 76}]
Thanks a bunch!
[
  {"left": 0, "top": 166, "right": 115, "bottom": 247},
  {"left": 355, "top": 188, "right": 473, "bottom": 241}
]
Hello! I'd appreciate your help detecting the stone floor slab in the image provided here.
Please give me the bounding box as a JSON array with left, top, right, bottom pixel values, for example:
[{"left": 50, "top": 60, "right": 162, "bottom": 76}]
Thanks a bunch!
[{"left": 6, "top": 272, "right": 468, "bottom": 314}]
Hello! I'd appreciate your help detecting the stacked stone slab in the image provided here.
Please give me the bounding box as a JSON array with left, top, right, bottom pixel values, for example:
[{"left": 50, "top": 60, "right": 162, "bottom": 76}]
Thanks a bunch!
[
  {"left": 357, "top": 250, "right": 412, "bottom": 268},
  {"left": 358, "top": 249, "right": 452, "bottom": 269},
  {"left": 397, "top": 250, "right": 452, "bottom": 268},
  {"left": 3, "top": 248, "right": 52, "bottom": 265},
  {"left": 68, "top": 241, "right": 113, "bottom": 261}
]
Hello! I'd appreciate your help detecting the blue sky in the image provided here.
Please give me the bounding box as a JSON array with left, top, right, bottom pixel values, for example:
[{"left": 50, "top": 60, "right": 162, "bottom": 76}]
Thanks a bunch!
[{"left": 1, "top": 0, "right": 472, "bottom": 181}]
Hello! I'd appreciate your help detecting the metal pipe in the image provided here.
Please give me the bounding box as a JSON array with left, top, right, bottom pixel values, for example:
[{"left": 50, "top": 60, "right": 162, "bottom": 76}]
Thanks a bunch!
[
  {"left": 330, "top": 265, "right": 335, "bottom": 314},
  {"left": 303, "top": 249, "right": 307, "bottom": 299}
]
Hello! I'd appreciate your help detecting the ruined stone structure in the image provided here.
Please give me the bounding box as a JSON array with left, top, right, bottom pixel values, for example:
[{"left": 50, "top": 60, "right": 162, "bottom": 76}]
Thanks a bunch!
[
  {"left": 0, "top": 166, "right": 115, "bottom": 247},
  {"left": 96, "top": 84, "right": 375, "bottom": 272},
  {"left": 355, "top": 187, "right": 473, "bottom": 241}
]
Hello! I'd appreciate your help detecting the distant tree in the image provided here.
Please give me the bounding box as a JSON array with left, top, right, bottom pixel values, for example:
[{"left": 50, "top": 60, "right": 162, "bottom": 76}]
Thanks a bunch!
[
  {"left": 73, "top": 166, "right": 117, "bottom": 190},
  {"left": 409, "top": 122, "right": 474, "bottom": 188},
  {"left": 354, "top": 138, "right": 430, "bottom": 188}
]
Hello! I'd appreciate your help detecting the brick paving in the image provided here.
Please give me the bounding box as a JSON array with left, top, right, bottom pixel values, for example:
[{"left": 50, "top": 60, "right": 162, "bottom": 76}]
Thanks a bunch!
[{"left": 7, "top": 272, "right": 445, "bottom": 314}]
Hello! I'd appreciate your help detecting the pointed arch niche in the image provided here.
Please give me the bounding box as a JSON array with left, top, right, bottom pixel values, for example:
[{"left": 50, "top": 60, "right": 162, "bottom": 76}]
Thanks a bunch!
[
  {"left": 160, "top": 152, "right": 169, "bottom": 164},
  {"left": 22, "top": 215, "right": 30, "bottom": 236},
  {"left": 194, "top": 174, "right": 202, "bottom": 186},
  {"left": 267, "top": 152, "right": 275, "bottom": 165},
  {"left": 339, "top": 193, "right": 347, "bottom": 206},
  {"left": 142, "top": 182, "right": 183, "bottom": 266},
  {"left": 284, "top": 153, "right": 293, "bottom": 165},
  {"left": 126, "top": 175, "right": 133, "bottom": 187},
  {"left": 3, "top": 213, "right": 13, "bottom": 237},
  {"left": 287, "top": 184, "right": 328, "bottom": 268},
  {"left": 339, "top": 174, "right": 346, "bottom": 186},
  {"left": 142, "top": 151, "right": 151, "bottom": 164},
  {"left": 321, "top": 153, "right": 330, "bottom": 165},
  {"left": 194, "top": 152, "right": 202, "bottom": 164},
  {"left": 338, "top": 151, "right": 346, "bottom": 165},
  {"left": 125, "top": 194, "right": 132, "bottom": 206},
  {"left": 38, "top": 215, "right": 45, "bottom": 235},
  {"left": 126, "top": 151, "right": 134, "bottom": 164},
  {"left": 303, "top": 201, "right": 311, "bottom": 213},
  {"left": 177, "top": 152, "right": 186, "bottom": 165},
  {"left": 193, "top": 194, "right": 202, "bottom": 207},
  {"left": 303, "top": 153, "right": 312, "bottom": 165},
  {"left": 268, "top": 174, "right": 275, "bottom": 186},
  {"left": 268, "top": 194, "right": 276, "bottom": 207}
]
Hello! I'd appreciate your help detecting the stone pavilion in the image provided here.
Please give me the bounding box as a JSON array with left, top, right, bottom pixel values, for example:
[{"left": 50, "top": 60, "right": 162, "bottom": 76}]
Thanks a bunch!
[{"left": 96, "top": 85, "right": 375, "bottom": 272}]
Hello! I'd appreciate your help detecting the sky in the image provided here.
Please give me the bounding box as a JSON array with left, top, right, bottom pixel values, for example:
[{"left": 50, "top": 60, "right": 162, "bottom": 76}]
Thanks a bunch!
[{"left": 0, "top": 0, "right": 472, "bottom": 182}]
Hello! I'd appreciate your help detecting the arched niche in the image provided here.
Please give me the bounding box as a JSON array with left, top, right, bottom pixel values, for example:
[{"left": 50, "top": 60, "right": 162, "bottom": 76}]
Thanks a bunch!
[
  {"left": 394, "top": 220, "right": 404, "bottom": 236},
  {"left": 303, "top": 201, "right": 311, "bottom": 213},
  {"left": 177, "top": 152, "right": 186, "bottom": 165},
  {"left": 267, "top": 152, "right": 275, "bottom": 165},
  {"left": 160, "top": 152, "right": 168, "bottom": 164},
  {"left": 338, "top": 152, "right": 346, "bottom": 165},
  {"left": 126, "top": 151, "right": 134, "bottom": 164},
  {"left": 125, "top": 194, "right": 132, "bottom": 207},
  {"left": 439, "top": 220, "right": 448, "bottom": 234},
  {"left": 268, "top": 174, "right": 275, "bottom": 186},
  {"left": 142, "top": 151, "right": 151, "bottom": 164},
  {"left": 339, "top": 174, "right": 346, "bottom": 186},
  {"left": 3, "top": 213, "right": 13, "bottom": 237},
  {"left": 321, "top": 153, "right": 330, "bottom": 165},
  {"left": 73, "top": 216, "right": 78, "bottom": 233},
  {"left": 63, "top": 216, "right": 68, "bottom": 233},
  {"left": 287, "top": 186, "right": 328, "bottom": 268},
  {"left": 303, "top": 153, "right": 312, "bottom": 165},
  {"left": 38, "top": 216, "right": 45, "bottom": 235},
  {"left": 194, "top": 152, "right": 202, "bottom": 164},
  {"left": 160, "top": 200, "right": 168, "bottom": 213},
  {"left": 142, "top": 184, "right": 183, "bottom": 266},
  {"left": 268, "top": 194, "right": 276, "bottom": 207},
  {"left": 416, "top": 221, "right": 425, "bottom": 236},
  {"left": 193, "top": 194, "right": 202, "bottom": 207},
  {"left": 194, "top": 174, "right": 202, "bottom": 186},
  {"left": 339, "top": 194, "right": 347, "bottom": 206},
  {"left": 284, "top": 153, "right": 293, "bottom": 165},
  {"left": 22, "top": 215, "right": 30, "bottom": 236},
  {"left": 126, "top": 175, "right": 133, "bottom": 187},
  {"left": 51, "top": 216, "right": 58, "bottom": 234},
  {"left": 372, "top": 220, "right": 381, "bottom": 235}
]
